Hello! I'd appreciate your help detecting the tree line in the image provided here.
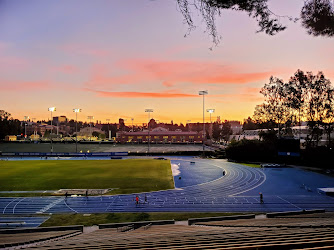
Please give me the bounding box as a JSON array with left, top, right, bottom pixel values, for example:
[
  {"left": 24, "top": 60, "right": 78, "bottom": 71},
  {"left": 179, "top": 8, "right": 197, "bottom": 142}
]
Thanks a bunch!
[
  {"left": 0, "top": 110, "right": 22, "bottom": 140},
  {"left": 226, "top": 69, "right": 334, "bottom": 167},
  {"left": 249, "top": 69, "right": 334, "bottom": 148}
]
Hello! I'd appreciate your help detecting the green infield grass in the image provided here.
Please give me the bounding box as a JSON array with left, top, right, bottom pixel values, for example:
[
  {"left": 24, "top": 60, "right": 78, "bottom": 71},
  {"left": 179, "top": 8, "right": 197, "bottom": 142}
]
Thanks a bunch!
[
  {"left": 0, "top": 159, "right": 174, "bottom": 195},
  {"left": 239, "top": 163, "right": 261, "bottom": 168}
]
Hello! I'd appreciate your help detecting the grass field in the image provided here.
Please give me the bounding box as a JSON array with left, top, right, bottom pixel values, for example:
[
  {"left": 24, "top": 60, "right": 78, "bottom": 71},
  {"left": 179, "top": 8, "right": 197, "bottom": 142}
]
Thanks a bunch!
[
  {"left": 0, "top": 159, "right": 174, "bottom": 195},
  {"left": 41, "top": 212, "right": 245, "bottom": 227},
  {"left": 239, "top": 163, "right": 261, "bottom": 168}
]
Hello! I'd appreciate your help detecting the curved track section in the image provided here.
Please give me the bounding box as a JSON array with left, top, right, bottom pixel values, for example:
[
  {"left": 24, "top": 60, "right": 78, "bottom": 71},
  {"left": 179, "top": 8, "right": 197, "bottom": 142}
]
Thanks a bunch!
[{"left": 1, "top": 159, "right": 334, "bottom": 214}]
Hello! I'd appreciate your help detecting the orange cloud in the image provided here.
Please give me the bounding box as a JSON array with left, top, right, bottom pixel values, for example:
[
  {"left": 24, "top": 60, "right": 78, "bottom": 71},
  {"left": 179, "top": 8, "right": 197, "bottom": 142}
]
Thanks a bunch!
[
  {"left": 84, "top": 59, "right": 274, "bottom": 93},
  {"left": 118, "top": 59, "right": 274, "bottom": 85},
  {"left": 84, "top": 88, "right": 198, "bottom": 98}
]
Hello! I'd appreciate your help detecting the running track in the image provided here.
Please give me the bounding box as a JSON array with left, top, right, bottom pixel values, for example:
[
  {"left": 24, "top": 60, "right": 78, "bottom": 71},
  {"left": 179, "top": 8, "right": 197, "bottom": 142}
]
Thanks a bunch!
[{"left": 1, "top": 158, "right": 334, "bottom": 214}]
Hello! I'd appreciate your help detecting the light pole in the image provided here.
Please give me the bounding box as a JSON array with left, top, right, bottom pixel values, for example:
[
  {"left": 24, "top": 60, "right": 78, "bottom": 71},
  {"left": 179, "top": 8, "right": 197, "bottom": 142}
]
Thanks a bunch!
[
  {"left": 207, "top": 109, "right": 215, "bottom": 139},
  {"left": 24, "top": 116, "right": 29, "bottom": 140},
  {"left": 87, "top": 116, "right": 94, "bottom": 141},
  {"left": 131, "top": 118, "right": 134, "bottom": 132},
  {"left": 199, "top": 91, "right": 208, "bottom": 153},
  {"left": 145, "top": 109, "right": 153, "bottom": 154},
  {"left": 207, "top": 109, "right": 215, "bottom": 123},
  {"left": 48, "top": 107, "right": 56, "bottom": 152},
  {"left": 106, "top": 119, "right": 110, "bottom": 140},
  {"left": 73, "top": 108, "right": 81, "bottom": 153},
  {"left": 32, "top": 118, "right": 36, "bottom": 140}
]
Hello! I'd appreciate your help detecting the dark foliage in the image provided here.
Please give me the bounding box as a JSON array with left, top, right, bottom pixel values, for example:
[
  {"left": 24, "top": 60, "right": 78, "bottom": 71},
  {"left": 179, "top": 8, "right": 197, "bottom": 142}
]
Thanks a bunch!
[
  {"left": 301, "top": 0, "right": 334, "bottom": 37},
  {"left": 302, "top": 146, "right": 334, "bottom": 168},
  {"left": 0, "top": 110, "right": 22, "bottom": 139},
  {"left": 177, "top": 0, "right": 333, "bottom": 45},
  {"left": 226, "top": 139, "right": 277, "bottom": 162}
]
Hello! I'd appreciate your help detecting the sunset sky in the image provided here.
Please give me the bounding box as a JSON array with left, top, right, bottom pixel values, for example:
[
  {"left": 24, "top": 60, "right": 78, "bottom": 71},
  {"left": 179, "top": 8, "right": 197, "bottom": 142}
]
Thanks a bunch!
[{"left": 1, "top": 0, "right": 333, "bottom": 125}]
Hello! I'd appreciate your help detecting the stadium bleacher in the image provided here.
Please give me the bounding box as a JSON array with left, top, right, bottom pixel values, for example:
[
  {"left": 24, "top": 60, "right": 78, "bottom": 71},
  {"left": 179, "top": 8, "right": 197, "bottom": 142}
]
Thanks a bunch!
[{"left": 2, "top": 212, "right": 334, "bottom": 249}]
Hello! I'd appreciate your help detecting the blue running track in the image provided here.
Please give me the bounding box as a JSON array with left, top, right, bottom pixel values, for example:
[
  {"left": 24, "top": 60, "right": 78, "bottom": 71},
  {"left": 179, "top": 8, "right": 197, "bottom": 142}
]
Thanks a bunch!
[{"left": 1, "top": 158, "right": 334, "bottom": 215}]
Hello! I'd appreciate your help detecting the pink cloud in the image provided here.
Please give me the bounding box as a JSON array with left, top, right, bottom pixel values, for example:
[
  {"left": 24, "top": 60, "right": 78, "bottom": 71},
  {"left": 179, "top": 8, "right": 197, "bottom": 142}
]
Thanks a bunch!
[
  {"left": 210, "top": 86, "right": 263, "bottom": 104},
  {"left": 0, "top": 80, "right": 50, "bottom": 91},
  {"left": 84, "top": 88, "right": 198, "bottom": 98},
  {"left": 162, "top": 81, "right": 174, "bottom": 87},
  {"left": 84, "top": 64, "right": 138, "bottom": 90},
  {"left": 84, "top": 59, "right": 275, "bottom": 94},
  {"left": 60, "top": 44, "right": 111, "bottom": 57},
  {"left": 52, "top": 65, "right": 78, "bottom": 74},
  {"left": 0, "top": 42, "right": 9, "bottom": 53},
  {"left": 118, "top": 59, "right": 274, "bottom": 85},
  {"left": 0, "top": 56, "right": 28, "bottom": 70}
]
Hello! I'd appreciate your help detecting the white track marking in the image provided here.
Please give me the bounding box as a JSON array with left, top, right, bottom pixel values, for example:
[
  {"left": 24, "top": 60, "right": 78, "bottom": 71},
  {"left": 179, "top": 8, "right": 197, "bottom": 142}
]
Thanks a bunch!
[
  {"left": 37, "top": 198, "right": 65, "bottom": 213},
  {"left": 2, "top": 198, "right": 19, "bottom": 214},
  {"left": 12, "top": 198, "right": 26, "bottom": 214},
  {"left": 277, "top": 195, "right": 302, "bottom": 209}
]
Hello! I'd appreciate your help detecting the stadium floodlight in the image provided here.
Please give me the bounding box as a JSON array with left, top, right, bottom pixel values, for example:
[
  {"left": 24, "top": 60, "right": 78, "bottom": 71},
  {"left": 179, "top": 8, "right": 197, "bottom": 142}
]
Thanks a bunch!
[
  {"left": 199, "top": 91, "right": 208, "bottom": 153},
  {"left": 87, "top": 116, "right": 94, "bottom": 141},
  {"left": 206, "top": 109, "right": 215, "bottom": 123},
  {"left": 23, "top": 116, "right": 29, "bottom": 140},
  {"left": 73, "top": 108, "right": 82, "bottom": 153},
  {"left": 145, "top": 109, "right": 154, "bottom": 154},
  {"left": 48, "top": 107, "right": 56, "bottom": 153},
  {"left": 207, "top": 109, "right": 215, "bottom": 139},
  {"left": 31, "top": 117, "right": 37, "bottom": 141}
]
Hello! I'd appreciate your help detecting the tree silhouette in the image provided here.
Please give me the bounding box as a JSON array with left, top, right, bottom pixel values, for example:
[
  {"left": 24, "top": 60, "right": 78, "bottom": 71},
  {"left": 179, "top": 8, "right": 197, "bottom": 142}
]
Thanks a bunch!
[
  {"left": 177, "top": 0, "right": 333, "bottom": 45},
  {"left": 301, "top": 0, "right": 334, "bottom": 37},
  {"left": 253, "top": 70, "right": 334, "bottom": 147},
  {"left": 0, "top": 110, "right": 21, "bottom": 139}
]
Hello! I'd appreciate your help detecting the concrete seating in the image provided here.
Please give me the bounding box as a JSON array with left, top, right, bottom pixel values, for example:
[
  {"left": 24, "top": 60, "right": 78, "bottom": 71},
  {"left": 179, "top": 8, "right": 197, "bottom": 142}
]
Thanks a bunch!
[
  {"left": 4, "top": 213, "right": 334, "bottom": 249},
  {"left": 0, "top": 230, "right": 81, "bottom": 248}
]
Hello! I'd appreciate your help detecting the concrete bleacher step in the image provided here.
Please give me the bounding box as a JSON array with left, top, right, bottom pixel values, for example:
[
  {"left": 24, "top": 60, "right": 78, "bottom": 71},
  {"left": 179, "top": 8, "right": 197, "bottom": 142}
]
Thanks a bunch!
[
  {"left": 51, "top": 228, "right": 334, "bottom": 250},
  {"left": 2, "top": 230, "right": 83, "bottom": 249},
  {"left": 294, "top": 246, "right": 334, "bottom": 250},
  {"left": 152, "top": 237, "right": 334, "bottom": 250},
  {"left": 17, "top": 214, "right": 334, "bottom": 250},
  {"left": 123, "top": 228, "right": 334, "bottom": 249}
]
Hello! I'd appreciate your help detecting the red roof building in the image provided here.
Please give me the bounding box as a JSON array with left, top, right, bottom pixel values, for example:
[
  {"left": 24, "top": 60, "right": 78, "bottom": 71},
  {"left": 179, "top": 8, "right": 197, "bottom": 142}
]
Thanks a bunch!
[{"left": 116, "top": 127, "right": 203, "bottom": 144}]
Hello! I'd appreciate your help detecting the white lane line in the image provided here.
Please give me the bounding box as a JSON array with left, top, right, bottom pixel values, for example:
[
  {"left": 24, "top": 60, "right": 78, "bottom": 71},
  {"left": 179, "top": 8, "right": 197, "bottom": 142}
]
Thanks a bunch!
[
  {"left": 105, "top": 196, "right": 118, "bottom": 212},
  {"left": 277, "top": 195, "right": 302, "bottom": 210},
  {"left": 230, "top": 168, "right": 267, "bottom": 197},
  {"left": 37, "top": 198, "right": 65, "bottom": 213},
  {"left": 64, "top": 199, "right": 78, "bottom": 213},
  {"left": 2, "top": 198, "right": 19, "bottom": 214},
  {"left": 12, "top": 198, "right": 26, "bottom": 214},
  {"left": 175, "top": 160, "right": 227, "bottom": 189}
]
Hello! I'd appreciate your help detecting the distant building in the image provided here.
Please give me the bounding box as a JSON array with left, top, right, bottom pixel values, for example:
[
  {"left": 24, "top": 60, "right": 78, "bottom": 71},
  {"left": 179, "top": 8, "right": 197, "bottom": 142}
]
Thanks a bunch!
[
  {"left": 116, "top": 126, "right": 203, "bottom": 144},
  {"left": 5, "top": 135, "right": 17, "bottom": 141},
  {"left": 29, "top": 134, "right": 40, "bottom": 140},
  {"left": 228, "top": 121, "right": 243, "bottom": 134},
  {"left": 77, "top": 127, "right": 104, "bottom": 140},
  {"left": 53, "top": 116, "right": 67, "bottom": 124},
  {"left": 231, "top": 125, "right": 334, "bottom": 148}
]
